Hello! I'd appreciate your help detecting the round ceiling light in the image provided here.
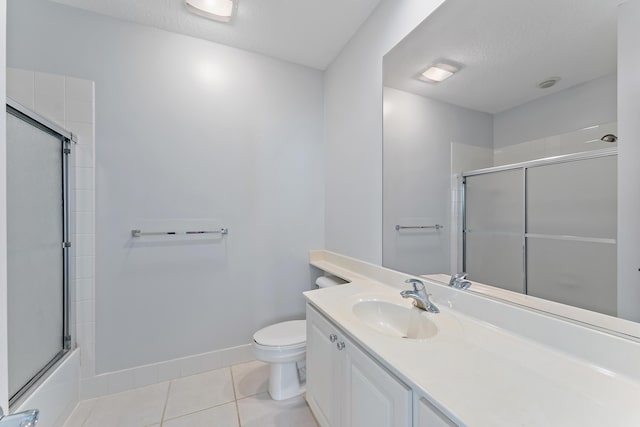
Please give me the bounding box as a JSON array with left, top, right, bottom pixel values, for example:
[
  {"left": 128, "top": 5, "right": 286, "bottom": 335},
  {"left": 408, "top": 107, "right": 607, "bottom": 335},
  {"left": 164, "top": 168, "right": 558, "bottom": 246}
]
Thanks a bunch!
[{"left": 186, "top": 0, "right": 235, "bottom": 23}]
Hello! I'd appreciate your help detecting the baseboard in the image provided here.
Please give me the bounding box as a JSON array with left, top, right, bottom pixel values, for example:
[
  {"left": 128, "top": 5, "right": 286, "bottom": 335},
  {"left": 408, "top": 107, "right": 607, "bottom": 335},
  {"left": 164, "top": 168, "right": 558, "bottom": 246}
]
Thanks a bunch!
[{"left": 79, "top": 343, "right": 254, "bottom": 400}]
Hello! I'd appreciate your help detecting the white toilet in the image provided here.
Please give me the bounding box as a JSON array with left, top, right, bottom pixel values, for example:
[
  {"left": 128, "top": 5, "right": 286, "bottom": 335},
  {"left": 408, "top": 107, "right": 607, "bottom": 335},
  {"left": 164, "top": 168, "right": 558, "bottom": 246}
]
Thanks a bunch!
[{"left": 252, "top": 275, "right": 347, "bottom": 400}]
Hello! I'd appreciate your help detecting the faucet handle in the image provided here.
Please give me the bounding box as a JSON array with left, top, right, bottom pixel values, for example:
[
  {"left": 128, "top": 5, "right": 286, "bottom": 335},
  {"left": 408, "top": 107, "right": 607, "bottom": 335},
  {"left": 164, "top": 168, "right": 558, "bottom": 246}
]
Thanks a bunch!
[
  {"left": 405, "top": 278, "right": 425, "bottom": 291},
  {"left": 458, "top": 280, "right": 472, "bottom": 290}
]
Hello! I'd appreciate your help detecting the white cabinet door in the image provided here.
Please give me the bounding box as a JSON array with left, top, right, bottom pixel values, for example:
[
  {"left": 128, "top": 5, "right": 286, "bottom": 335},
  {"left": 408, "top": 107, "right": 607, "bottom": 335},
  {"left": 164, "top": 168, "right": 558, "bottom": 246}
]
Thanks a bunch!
[
  {"left": 306, "top": 305, "right": 342, "bottom": 427},
  {"left": 415, "top": 397, "right": 457, "bottom": 427},
  {"left": 342, "top": 337, "right": 411, "bottom": 427},
  {"left": 307, "top": 304, "right": 412, "bottom": 427}
]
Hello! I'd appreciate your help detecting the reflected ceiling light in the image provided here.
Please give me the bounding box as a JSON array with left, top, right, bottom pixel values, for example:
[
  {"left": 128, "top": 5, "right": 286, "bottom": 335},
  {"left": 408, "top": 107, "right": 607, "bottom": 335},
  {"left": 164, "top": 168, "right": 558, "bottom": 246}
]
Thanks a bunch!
[
  {"left": 186, "top": 0, "right": 236, "bottom": 23},
  {"left": 419, "top": 63, "right": 459, "bottom": 83}
]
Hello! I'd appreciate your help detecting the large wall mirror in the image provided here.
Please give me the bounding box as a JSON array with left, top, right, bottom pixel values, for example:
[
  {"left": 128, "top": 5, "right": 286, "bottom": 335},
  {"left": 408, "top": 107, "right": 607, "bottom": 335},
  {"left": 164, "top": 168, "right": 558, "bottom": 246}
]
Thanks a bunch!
[{"left": 382, "top": 0, "right": 636, "bottom": 334}]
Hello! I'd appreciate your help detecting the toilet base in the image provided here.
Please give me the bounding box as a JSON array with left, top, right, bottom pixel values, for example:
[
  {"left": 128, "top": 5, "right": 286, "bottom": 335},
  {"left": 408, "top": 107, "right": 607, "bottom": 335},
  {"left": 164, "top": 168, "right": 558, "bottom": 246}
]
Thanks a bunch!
[{"left": 268, "top": 361, "right": 305, "bottom": 400}]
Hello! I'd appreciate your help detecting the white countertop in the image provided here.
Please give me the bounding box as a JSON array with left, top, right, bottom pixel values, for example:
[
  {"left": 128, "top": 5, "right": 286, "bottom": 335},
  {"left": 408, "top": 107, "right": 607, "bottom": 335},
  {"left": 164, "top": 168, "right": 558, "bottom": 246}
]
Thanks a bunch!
[{"left": 306, "top": 255, "right": 640, "bottom": 426}]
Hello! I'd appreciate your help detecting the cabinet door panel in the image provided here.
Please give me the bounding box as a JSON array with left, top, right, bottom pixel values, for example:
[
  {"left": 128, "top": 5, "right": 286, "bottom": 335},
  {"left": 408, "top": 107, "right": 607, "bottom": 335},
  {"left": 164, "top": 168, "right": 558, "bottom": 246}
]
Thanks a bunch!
[
  {"left": 306, "top": 306, "right": 341, "bottom": 427},
  {"left": 343, "top": 337, "right": 411, "bottom": 427},
  {"left": 415, "top": 397, "right": 458, "bottom": 427}
]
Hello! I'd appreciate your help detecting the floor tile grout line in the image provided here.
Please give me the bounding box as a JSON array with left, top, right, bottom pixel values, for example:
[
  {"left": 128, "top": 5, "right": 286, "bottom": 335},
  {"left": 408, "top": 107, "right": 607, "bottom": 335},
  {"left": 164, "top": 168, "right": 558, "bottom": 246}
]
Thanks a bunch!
[
  {"left": 161, "top": 398, "right": 237, "bottom": 423},
  {"left": 229, "top": 365, "right": 238, "bottom": 401},
  {"left": 229, "top": 365, "right": 243, "bottom": 426},
  {"left": 67, "top": 361, "right": 269, "bottom": 427},
  {"left": 235, "top": 399, "right": 242, "bottom": 427},
  {"left": 159, "top": 380, "right": 172, "bottom": 426},
  {"left": 236, "top": 391, "right": 268, "bottom": 402}
]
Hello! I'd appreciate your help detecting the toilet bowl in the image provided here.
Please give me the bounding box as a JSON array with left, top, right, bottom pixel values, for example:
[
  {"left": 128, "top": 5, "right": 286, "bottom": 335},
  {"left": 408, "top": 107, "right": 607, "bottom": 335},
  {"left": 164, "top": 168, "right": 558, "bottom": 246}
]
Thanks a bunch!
[
  {"left": 253, "top": 275, "right": 348, "bottom": 401},
  {"left": 252, "top": 320, "right": 307, "bottom": 400}
]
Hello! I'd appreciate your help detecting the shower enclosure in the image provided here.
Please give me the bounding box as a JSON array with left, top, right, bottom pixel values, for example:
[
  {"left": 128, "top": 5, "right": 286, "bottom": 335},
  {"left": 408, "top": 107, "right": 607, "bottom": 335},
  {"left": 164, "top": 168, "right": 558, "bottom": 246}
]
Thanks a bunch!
[
  {"left": 462, "top": 149, "right": 617, "bottom": 316},
  {"left": 6, "top": 99, "right": 73, "bottom": 406}
]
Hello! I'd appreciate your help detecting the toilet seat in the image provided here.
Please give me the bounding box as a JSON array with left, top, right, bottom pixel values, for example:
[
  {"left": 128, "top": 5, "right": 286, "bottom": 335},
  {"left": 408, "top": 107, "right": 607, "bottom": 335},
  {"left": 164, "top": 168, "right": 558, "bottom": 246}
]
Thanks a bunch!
[
  {"left": 252, "top": 320, "right": 307, "bottom": 400},
  {"left": 253, "top": 320, "right": 306, "bottom": 347}
]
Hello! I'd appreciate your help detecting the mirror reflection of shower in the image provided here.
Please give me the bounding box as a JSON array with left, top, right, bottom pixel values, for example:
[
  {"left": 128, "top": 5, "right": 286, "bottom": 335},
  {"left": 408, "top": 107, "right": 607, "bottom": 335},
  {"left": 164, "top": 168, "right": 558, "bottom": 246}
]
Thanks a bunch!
[{"left": 382, "top": 0, "right": 623, "bottom": 320}]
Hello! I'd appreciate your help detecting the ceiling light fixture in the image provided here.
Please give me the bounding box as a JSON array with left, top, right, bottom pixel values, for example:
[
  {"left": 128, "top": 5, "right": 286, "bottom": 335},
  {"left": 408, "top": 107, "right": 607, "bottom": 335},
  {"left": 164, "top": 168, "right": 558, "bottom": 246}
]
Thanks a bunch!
[
  {"left": 537, "top": 77, "right": 561, "bottom": 89},
  {"left": 419, "top": 63, "right": 459, "bottom": 83},
  {"left": 185, "top": 0, "right": 236, "bottom": 23}
]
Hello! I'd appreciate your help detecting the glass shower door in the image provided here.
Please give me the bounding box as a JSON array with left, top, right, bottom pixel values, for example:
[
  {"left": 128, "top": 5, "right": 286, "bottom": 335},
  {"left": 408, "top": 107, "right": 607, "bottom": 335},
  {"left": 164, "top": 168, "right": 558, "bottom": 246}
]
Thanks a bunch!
[
  {"left": 464, "top": 169, "right": 526, "bottom": 293},
  {"left": 6, "top": 107, "right": 69, "bottom": 403}
]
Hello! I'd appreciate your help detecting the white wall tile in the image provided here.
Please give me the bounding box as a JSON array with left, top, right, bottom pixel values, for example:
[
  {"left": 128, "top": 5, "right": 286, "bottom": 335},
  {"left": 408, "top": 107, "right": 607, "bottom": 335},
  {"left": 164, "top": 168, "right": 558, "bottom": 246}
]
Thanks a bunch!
[
  {"left": 7, "top": 67, "right": 35, "bottom": 109},
  {"left": 34, "top": 71, "right": 65, "bottom": 125},
  {"left": 65, "top": 76, "right": 94, "bottom": 103},
  {"left": 66, "top": 121, "right": 94, "bottom": 145},
  {"left": 74, "top": 167, "right": 94, "bottom": 190},
  {"left": 74, "top": 234, "right": 94, "bottom": 257},
  {"left": 76, "top": 299, "right": 94, "bottom": 324},
  {"left": 80, "top": 343, "right": 96, "bottom": 379},
  {"left": 75, "top": 278, "right": 93, "bottom": 301},
  {"left": 76, "top": 321, "right": 95, "bottom": 344},
  {"left": 75, "top": 256, "right": 94, "bottom": 280},
  {"left": 75, "top": 213, "right": 95, "bottom": 235},
  {"left": 74, "top": 145, "right": 94, "bottom": 168},
  {"left": 74, "top": 189, "right": 93, "bottom": 213},
  {"left": 66, "top": 99, "right": 93, "bottom": 124},
  {"left": 81, "top": 342, "right": 95, "bottom": 369}
]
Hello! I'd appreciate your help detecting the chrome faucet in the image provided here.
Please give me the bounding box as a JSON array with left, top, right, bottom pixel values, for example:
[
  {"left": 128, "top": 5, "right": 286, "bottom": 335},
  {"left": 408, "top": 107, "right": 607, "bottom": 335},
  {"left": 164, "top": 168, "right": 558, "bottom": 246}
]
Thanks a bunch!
[
  {"left": 400, "top": 279, "right": 440, "bottom": 313},
  {"left": 0, "top": 408, "right": 39, "bottom": 427},
  {"left": 449, "top": 273, "right": 472, "bottom": 290}
]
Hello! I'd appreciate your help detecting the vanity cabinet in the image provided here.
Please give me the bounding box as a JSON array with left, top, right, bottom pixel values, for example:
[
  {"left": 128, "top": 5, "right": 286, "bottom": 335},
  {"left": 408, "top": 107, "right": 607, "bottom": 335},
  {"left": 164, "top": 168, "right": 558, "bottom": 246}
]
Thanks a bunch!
[
  {"left": 306, "top": 304, "right": 412, "bottom": 427},
  {"left": 414, "top": 396, "right": 457, "bottom": 427}
]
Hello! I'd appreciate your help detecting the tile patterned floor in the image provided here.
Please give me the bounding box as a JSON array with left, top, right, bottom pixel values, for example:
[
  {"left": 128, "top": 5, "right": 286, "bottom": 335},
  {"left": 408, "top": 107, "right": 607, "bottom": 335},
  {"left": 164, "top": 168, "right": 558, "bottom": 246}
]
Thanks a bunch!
[{"left": 63, "top": 361, "right": 319, "bottom": 427}]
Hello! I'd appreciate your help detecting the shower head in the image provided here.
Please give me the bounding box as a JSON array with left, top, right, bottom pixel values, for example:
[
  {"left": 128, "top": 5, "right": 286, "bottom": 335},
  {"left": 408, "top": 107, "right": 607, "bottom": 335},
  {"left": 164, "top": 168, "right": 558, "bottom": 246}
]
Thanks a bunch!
[{"left": 600, "top": 134, "right": 617, "bottom": 143}]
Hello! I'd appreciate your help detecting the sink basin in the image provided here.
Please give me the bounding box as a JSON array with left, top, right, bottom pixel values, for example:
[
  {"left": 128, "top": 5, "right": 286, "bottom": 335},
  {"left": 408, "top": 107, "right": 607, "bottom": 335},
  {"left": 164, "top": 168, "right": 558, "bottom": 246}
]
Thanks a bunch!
[{"left": 352, "top": 300, "right": 438, "bottom": 340}]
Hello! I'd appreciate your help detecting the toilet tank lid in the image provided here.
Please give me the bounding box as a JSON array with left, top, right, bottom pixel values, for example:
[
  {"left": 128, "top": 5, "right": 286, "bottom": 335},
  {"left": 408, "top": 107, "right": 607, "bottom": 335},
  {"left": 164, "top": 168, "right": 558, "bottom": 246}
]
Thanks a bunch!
[{"left": 253, "top": 320, "right": 306, "bottom": 346}]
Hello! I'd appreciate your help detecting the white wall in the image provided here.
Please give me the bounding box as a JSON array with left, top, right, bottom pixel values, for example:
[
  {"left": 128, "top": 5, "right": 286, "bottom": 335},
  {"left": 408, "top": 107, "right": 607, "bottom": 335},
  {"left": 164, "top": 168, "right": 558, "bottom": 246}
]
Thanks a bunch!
[
  {"left": 7, "top": 0, "right": 324, "bottom": 374},
  {"left": 617, "top": 0, "right": 640, "bottom": 322},
  {"left": 0, "top": 0, "right": 8, "bottom": 412},
  {"left": 382, "top": 87, "right": 492, "bottom": 275},
  {"left": 494, "top": 73, "right": 617, "bottom": 149},
  {"left": 324, "top": 0, "right": 446, "bottom": 264}
]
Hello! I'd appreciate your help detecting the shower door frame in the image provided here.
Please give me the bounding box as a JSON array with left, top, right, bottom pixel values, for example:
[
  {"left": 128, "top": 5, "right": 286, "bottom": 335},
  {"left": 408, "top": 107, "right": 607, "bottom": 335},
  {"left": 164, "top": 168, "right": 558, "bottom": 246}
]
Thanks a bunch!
[
  {"left": 6, "top": 98, "right": 75, "bottom": 407},
  {"left": 461, "top": 147, "right": 617, "bottom": 295}
]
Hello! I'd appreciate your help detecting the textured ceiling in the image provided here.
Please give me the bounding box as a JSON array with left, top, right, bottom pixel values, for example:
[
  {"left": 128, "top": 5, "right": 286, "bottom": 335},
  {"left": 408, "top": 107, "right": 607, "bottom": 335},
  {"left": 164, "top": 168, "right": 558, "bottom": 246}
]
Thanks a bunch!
[
  {"left": 384, "top": 0, "right": 618, "bottom": 114},
  {"left": 49, "top": 0, "right": 383, "bottom": 70}
]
